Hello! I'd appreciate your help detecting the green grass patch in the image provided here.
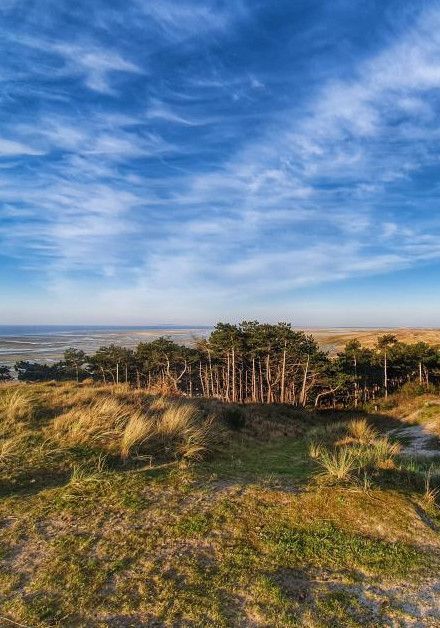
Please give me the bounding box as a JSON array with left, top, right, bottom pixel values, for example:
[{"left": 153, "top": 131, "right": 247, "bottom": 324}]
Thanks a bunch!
[
  {"left": 259, "top": 521, "right": 432, "bottom": 578},
  {"left": 204, "top": 436, "right": 312, "bottom": 481}
]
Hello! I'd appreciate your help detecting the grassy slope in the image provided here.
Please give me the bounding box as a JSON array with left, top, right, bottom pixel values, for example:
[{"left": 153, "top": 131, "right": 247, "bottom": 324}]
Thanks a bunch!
[
  {"left": 0, "top": 383, "right": 439, "bottom": 627},
  {"left": 310, "top": 327, "right": 440, "bottom": 355}
]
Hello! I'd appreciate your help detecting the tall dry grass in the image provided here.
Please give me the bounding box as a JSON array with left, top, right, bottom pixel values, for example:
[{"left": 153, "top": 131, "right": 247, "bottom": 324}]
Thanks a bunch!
[
  {"left": 120, "top": 413, "right": 155, "bottom": 460},
  {"left": 52, "top": 394, "right": 217, "bottom": 463},
  {"left": 346, "top": 418, "right": 378, "bottom": 444},
  {"left": 0, "top": 387, "right": 36, "bottom": 428},
  {"left": 158, "top": 402, "right": 216, "bottom": 460}
]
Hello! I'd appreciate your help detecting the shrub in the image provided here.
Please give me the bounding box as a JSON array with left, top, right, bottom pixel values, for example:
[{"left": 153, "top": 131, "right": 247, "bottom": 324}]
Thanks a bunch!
[
  {"left": 222, "top": 406, "right": 246, "bottom": 431},
  {"left": 400, "top": 381, "right": 436, "bottom": 398}
]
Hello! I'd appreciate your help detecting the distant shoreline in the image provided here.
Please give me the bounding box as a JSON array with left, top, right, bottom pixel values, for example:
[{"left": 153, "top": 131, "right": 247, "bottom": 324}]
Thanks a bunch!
[{"left": 1, "top": 324, "right": 440, "bottom": 366}]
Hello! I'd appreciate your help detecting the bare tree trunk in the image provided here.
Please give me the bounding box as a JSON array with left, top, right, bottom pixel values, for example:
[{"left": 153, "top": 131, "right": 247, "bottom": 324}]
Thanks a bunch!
[
  {"left": 208, "top": 350, "right": 214, "bottom": 397},
  {"left": 226, "top": 353, "right": 230, "bottom": 402},
  {"left": 300, "top": 355, "right": 309, "bottom": 407},
  {"left": 199, "top": 361, "right": 206, "bottom": 396},
  {"left": 384, "top": 352, "right": 388, "bottom": 398},
  {"left": 232, "top": 347, "right": 236, "bottom": 403},
  {"left": 266, "top": 354, "right": 272, "bottom": 404},
  {"left": 280, "top": 341, "right": 286, "bottom": 404},
  {"left": 354, "top": 356, "right": 358, "bottom": 408}
]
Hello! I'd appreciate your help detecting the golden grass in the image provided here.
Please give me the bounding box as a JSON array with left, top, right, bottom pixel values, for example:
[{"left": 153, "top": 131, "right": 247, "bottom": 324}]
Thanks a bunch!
[
  {"left": 0, "top": 387, "right": 35, "bottom": 427},
  {"left": 157, "top": 402, "right": 217, "bottom": 460},
  {"left": 53, "top": 397, "right": 134, "bottom": 453},
  {"left": 346, "top": 418, "right": 378, "bottom": 444},
  {"left": 311, "top": 327, "right": 440, "bottom": 355},
  {"left": 308, "top": 441, "right": 322, "bottom": 459},
  {"left": 120, "top": 413, "right": 155, "bottom": 460},
  {"left": 51, "top": 392, "right": 217, "bottom": 463}
]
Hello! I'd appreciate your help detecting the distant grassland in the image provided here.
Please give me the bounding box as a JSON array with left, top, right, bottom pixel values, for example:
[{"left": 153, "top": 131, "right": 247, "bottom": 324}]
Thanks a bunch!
[{"left": 309, "top": 328, "right": 440, "bottom": 355}]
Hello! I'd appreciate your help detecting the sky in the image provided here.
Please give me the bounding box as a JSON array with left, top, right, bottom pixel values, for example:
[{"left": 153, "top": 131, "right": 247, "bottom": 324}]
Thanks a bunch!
[{"left": 1, "top": 0, "right": 440, "bottom": 326}]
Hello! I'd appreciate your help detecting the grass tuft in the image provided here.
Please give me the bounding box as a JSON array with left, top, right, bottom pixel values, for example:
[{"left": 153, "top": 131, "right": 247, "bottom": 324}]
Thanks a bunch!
[
  {"left": 346, "top": 418, "right": 378, "bottom": 445},
  {"left": 120, "top": 412, "right": 155, "bottom": 460},
  {"left": 0, "top": 387, "right": 36, "bottom": 428},
  {"left": 315, "top": 446, "right": 356, "bottom": 482}
]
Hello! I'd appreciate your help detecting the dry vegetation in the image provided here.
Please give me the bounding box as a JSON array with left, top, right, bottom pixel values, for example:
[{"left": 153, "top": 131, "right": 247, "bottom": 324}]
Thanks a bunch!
[
  {"left": 0, "top": 381, "right": 439, "bottom": 627},
  {"left": 311, "top": 327, "right": 440, "bottom": 354}
]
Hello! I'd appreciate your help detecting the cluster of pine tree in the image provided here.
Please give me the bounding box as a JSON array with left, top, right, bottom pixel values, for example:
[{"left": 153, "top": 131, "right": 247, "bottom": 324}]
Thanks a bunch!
[{"left": 3, "top": 324, "right": 440, "bottom": 407}]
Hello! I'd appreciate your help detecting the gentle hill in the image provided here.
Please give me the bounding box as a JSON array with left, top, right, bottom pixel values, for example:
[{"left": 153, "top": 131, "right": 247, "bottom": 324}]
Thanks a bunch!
[
  {"left": 310, "top": 327, "right": 440, "bottom": 355},
  {"left": 0, "top": 382, "right": 439, "bottom": 626}
]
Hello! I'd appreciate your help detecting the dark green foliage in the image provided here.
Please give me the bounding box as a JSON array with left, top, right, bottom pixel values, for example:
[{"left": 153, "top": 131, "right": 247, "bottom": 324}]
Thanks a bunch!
[
  {"left": 15, "top": 360, "right": 68, "bottom": 381},
  {"left": 0, "top": 365, "right": 12, "bottom": 381},
  {"left": 221, "top": 406, "right": 246, "bottom": 431}
]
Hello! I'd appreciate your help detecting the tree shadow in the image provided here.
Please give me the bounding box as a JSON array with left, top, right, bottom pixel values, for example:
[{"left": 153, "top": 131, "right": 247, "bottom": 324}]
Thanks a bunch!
[{"left": 0, "top": 468, "right": 70, "bottom": 498}]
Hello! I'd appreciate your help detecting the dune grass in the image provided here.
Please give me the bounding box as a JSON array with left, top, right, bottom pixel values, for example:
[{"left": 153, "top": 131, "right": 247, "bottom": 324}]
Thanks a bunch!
[{"left": 0, "top": 382, "right": 439, "bottom": 627}]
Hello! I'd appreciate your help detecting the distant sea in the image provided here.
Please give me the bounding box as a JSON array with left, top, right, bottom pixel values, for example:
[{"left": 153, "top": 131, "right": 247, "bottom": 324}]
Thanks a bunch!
[{"left": 0, "top": 325, "right": 211, "bottom": 366}]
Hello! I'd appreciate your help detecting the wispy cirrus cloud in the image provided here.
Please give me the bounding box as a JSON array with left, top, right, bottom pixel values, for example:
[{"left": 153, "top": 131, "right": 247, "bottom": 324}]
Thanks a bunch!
[{"left": 2, "top": 1, "right": 440, "bottom": 324}]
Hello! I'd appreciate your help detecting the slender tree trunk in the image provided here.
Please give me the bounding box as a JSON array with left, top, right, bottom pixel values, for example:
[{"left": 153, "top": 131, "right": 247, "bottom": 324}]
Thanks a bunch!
[
  {"left": 226, "top": 353, "right": 230, "bottom": 402},
  {"left": 259, "top": 358, "right": 264, "bottom": 403},
  {"left": 300, "top": 355, "right": 309, "bottom": 407},
  {"left": 266, "top": 354, "right": 272, "bottom": 404},
  {"left": 199, "top": 361, "right": 206, "bottom": 396},
  {"left": 232, "top": 347, "right": 236, "bottom": 403},
  {"left": 384, "top": 352, "right": 388, "bottom": 398},
  {"left": 280, "top": 341, "right": 287, "bottom": 404},
  {"left": 354, "top": 356, "right": 358, "bottom": 408},
  {"left": 208, "top": 350, "right": 214, "bottom": 397}
]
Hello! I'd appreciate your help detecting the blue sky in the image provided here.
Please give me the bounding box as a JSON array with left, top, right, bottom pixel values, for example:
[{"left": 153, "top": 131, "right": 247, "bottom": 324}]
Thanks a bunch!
[{"left": 1, "top": 0, "right": 440, "bottom": 326}]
